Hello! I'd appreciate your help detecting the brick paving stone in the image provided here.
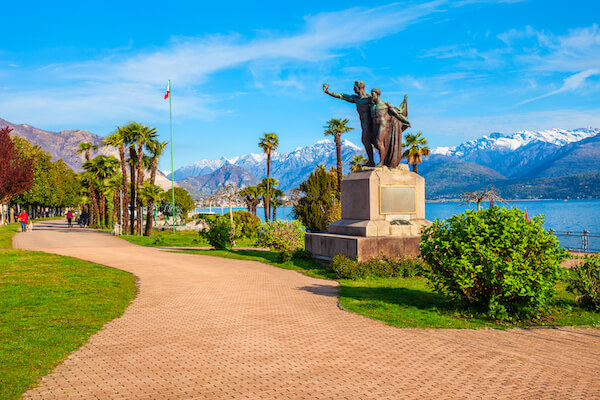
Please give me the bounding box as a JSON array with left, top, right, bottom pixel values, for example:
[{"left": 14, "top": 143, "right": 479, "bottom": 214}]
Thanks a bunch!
[{"left": 13, "top": 220, "right": 600, "bottom": 399}]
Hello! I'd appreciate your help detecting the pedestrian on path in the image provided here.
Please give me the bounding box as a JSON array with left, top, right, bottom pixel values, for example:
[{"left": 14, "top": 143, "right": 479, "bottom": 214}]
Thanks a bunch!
[
  {"left": 18, "top": 210, "right": 28, "bottom": 232},
  {"left": 66, "top": 210, "right": 74, "bottom": 227}
]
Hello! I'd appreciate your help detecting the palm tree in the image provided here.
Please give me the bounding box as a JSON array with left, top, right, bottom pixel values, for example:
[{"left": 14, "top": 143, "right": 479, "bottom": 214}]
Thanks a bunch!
[
  {"left": 120, "top": 122, "right": 157, "bottom": 235},
  {"left": 138, "top": 181, "right": 164, "bottom": 236},
  {"left": 77, "top": 142, "right": 99, "bottom": 224},
  {"left": 103, "top": 128, "right": 131, "bottom": 233},
  {"left": 238, "top": 186, "right": 261, "bottom": 216},
  {"left": 270, "top": 189, "right": 284, "bottom": 221},
  {"left": 143, "top": 140, "right": 168, "bottom": 236},
  {"left": 258, "top": 133, "right": 279, "bottom": 223},
  {"left": 402, "top": 131, "right": 430, "bottom": 174},
  {"left": 258, "top": 177, "right": 278, "bottom": 222},
  {"left": 82, "top": 155, "right": 120, "bottom": 227},
  {"left": 324, "top": 118, "right": 354, "bottom": 189},
  {"left": 350, "top": 155, "right": 366, "bottom": 172}
]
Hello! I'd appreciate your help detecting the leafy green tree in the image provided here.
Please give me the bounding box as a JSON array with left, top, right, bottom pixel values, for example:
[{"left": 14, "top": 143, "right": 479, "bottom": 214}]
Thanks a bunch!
[
  {"left": 402, "top": 131, "right": 430, "bottom": 174},
  {"left": 258, "top": 132, "right": 279, "bottom": 223},
  {"left": 77, "top": 141, "right": 99, "bottom": 224},
  {"left": 139, "top": 181, "right": 165, "bottom": 236},
  {"left": 258, "top": 177, "right": 278, "bottom": 221},
  {"left": 162, "top": 187, "right": 195, "bottom": 218},
  {"left": 83, "top": 155, "right": 120, "bottom": 227},
  {"left": 324, "top": 118, "right": 353, "bottom": 188},
  {"left": 270, "top": 188, "right": 284, "bottom": 221},
  {"left": 292, "top": 165, "right": 339, "bottom": 232}
]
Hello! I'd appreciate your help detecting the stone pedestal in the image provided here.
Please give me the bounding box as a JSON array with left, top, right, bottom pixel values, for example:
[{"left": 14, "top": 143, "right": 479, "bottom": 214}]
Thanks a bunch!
[{"left": 306, "top": 166, "right": 430, "bottom": 262}]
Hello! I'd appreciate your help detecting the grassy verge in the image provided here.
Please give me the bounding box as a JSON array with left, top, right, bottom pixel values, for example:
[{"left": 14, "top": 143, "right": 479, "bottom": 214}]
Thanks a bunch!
[
  {"left": 180, "top": 248, "right": 600, "bottom": 329},
  {"left": 0, "top": 222, "right": 136, "bottom": 399},
  {"left": 118, "top": 229, "right": 259, "bottom": 248}
]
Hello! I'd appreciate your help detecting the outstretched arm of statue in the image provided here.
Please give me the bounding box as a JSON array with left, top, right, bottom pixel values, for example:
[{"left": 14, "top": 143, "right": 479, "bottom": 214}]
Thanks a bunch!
[{"left": 322, "top": 83, "right": 358, "bottom": 103}]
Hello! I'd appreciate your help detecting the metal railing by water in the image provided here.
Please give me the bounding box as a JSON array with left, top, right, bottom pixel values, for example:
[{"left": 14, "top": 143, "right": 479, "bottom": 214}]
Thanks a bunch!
[{"left": 549, "top": 229, "right": 600, "bottom": 252}]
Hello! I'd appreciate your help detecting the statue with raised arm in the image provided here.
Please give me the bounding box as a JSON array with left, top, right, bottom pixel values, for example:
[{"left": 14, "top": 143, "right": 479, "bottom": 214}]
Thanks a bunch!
[{"left": 323, "top": 81, "right": 376, "bottom": 166}]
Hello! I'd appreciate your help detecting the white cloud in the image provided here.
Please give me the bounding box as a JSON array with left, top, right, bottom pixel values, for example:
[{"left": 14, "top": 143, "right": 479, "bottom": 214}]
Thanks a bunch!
[{"left": 517, "top": 69, "right": 600, "bottom": 105}]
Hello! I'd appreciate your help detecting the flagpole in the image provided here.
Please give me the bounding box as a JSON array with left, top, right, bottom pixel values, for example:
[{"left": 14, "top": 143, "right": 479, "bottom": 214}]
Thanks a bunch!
[{"left": 169, "top": 79, "right": 175, "bottom": 233}]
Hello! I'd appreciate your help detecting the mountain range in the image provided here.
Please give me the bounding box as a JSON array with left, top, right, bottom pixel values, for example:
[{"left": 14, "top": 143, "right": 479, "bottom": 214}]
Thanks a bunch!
[
  {"left": 172, "top": 127, "right": 600, "bottom": 199},
  {"left": 1, "top": 117, "right": 174, "bottom": 191},
  {"left": 3, "top": 116, "right": 599, "bottom": 200}
]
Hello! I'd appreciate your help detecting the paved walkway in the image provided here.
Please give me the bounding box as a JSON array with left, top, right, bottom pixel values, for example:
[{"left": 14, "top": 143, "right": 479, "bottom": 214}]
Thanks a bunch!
[{"left": 14, "top": 220, "right": 600, "bottom": 399}]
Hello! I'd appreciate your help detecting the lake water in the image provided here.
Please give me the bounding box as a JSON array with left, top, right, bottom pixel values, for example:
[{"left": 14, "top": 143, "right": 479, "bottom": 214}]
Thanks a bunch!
[{"left": 195, "top": 199, "right": 600, "bottom": 251}]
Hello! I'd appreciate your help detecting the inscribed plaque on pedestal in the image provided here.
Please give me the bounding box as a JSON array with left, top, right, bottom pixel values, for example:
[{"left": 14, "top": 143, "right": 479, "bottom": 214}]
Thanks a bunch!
[{"left": 379, "top": 185, "right": 416, "bottom": 214}]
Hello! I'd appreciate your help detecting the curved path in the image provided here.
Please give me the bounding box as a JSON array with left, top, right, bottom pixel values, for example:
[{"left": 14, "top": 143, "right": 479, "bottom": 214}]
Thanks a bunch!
[{"left": 14, "top": 220, "right": 600, "bottom": 399}]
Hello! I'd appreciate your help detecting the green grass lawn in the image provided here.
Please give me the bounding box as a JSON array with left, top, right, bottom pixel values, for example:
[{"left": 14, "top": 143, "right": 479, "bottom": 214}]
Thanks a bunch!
[
  {"left": 181, "top": 248, "right": 600, "bottom": 329},
  {"left": 0, "top": 222, "right": 136, "bottom": 400},
  {"left": 119, "top": 229, "right": 259, "bottom": 248}
]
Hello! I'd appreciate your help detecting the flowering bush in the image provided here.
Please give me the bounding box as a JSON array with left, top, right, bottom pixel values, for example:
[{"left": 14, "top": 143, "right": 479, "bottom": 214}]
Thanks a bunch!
[{"left": 258, "top": 220, "right": 305, "bottom": 262}]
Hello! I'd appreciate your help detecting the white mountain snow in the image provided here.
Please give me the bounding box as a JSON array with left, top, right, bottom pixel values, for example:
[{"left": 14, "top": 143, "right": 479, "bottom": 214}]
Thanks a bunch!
[{"left": 433, "top": 128, "right": 600, "bottom": 157}]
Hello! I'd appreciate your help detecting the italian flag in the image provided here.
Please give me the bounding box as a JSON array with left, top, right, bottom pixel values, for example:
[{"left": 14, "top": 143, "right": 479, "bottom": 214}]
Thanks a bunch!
[{"left": 164, "top": 81, "right": 170, "bottom": 99}]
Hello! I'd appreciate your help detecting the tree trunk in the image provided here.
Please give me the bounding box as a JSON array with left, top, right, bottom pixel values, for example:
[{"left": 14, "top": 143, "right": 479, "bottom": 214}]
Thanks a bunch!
[
  {"left": 119, "top": 145, "right": 129, "bottom": 235},
  {"left": 273, "top": 206, "right": 277, "bottom": 221},
  {"left": 335, "top": 134, "right": 342, "bottom": 190},
  {"left": 229, "top": 198, "right": 233, "bottom": 224},
  {"left": 413, "top": 163, "right": 418, "bottom": 174},
  {"left": 144, "top": 200, "right": 154, "bottom": 237},
  {"left": 265, "top": 153, "right": 271, "bottom": 223},
  {"left": 129, "top": 148, "right": 136, "bottom": 235}
]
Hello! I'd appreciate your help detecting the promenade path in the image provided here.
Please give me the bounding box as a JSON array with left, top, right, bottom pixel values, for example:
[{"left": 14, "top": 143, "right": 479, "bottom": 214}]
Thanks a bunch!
[{"left": 14, "top": 220, "right": 600, "bottom": 399}]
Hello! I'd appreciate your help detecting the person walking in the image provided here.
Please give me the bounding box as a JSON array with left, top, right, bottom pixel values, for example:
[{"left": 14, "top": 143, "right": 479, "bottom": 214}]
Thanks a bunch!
[
  {"left": 18, "top": 210, "right": 29, "bottom": 232},
  {"left": 66, "top": 210, "right": 73, "bottom": 227},
  {"left": 80, "top": 209, "right": 89, "bottom": 227}
]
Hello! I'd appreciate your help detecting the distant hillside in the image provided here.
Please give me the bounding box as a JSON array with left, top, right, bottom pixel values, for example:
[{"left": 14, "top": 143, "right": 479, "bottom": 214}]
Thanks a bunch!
[
  {"left": 0, "top": 117, "right": 109, "bottom": 172},
  {"left": 495, "top": 173, "right": 600, "bottom": 199},
  {"left": 177, "top": 164, "right": 259, "bottom": 198},
  {"left": 420, "top": 155, "right": 507, "bottom": 199}
]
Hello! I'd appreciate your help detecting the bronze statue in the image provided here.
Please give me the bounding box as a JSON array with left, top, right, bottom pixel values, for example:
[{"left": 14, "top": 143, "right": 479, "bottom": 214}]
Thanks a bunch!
[
  {"left": 370, "top": 89, "right": 410, "bottom": 168},
  {"left": 323, "top": 81, "right": 376, "bottom": 166},
  {"left": 323, "top": 81, "right": 410, "bottom": 169}
]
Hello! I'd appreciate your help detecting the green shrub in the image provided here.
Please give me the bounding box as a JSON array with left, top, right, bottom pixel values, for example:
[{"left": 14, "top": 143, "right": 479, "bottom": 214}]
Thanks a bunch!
[
  {"left": 420, "top": 207, "right": 568, "bottom": 321},
  {"left": 567, "top": 254, "right": 600, "bottom": 311},
  {"left": 321, "top": 201, "right": 341, "bottom": 232},
  {"left": 232, "top": 210, "right": 261, "bottom": 239},
  {"left": 292, "top": 165, "right": 339, "bottom": 232},
  {"left": 200, "top": 217, "right": 238, "bottom": 250},
  {"left": 328, "top": 254, "right": 424, "bottom": 280},
  {"left": 258, "top": 220, "right": 305, "bottom": 262}
]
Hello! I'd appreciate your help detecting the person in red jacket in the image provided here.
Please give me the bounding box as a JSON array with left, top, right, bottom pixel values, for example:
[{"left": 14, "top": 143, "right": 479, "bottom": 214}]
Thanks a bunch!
[
  {"left": 18, "top": 210, "right": 28, "bottom": 232},
  {"left": 66, "top": 210, "right": 74, "bottom": 227}
]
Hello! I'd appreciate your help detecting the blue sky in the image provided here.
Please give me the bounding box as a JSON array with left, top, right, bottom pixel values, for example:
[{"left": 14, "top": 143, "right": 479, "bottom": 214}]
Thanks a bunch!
[{"left": 1, "top": 0, "right": 599, "bottom": 170}]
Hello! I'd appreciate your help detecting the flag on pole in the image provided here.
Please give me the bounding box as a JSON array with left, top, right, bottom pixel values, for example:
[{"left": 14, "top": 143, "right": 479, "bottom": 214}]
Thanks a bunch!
[{"left": 164, "top": 81, "right": 170, "bottom": 99}]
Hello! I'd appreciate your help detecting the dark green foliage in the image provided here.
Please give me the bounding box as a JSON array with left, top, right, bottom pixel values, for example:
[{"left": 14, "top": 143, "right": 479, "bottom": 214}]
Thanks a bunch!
[
  {"left": 321, "top": 201, "right": 341, "bottom": 232},
  {"left": 567, "top": 254, "right": 600, "bottom": 311},
  {"left": 232, "top": 210, "right": 261, "bottom": 239},
  {"left": 292, "top": 165, "right": 339, "bottom": 232},
  {"left": 329, "top": 254, "right": 424, "bottom": 280},
  {"left": 199, "top": 217, "right": 238, "bottom": 250},
  {"left": 257, "top": 220, "right": 305, "bottom": 262},
  {"left": 420, "top": 207, "right": 568, "bottom": 321},
  {"left": 162, "top": 187, "right": 196, "bottom": 217}
]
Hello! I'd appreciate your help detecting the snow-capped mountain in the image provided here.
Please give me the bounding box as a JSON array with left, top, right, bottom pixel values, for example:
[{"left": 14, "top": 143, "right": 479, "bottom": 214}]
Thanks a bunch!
[
  {"left": 432, "top": 128, "right": 600, "bottom": 178},
  {"left": 171, "top": 139, "right": 365, "bottom": 191}
]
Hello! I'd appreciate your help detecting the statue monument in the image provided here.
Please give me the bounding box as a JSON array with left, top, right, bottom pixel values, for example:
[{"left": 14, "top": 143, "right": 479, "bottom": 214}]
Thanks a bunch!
[
  {"left": 323, "top": 82, "right": 410, "bottom": 168},
  {"left": 306, "top": 81, "right": 429, "bottom": 262}
]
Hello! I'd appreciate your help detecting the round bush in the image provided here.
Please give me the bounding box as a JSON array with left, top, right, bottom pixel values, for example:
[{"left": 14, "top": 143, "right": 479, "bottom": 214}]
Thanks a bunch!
[
  {"left": 232, "top": 210, "right": 261, "bottom": 239},
  {"left": 199, "top": 217, "right": 238, "bottom": 250},
  {"left": 420, "top": 207, "right": 567, "bottom": 321}
]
